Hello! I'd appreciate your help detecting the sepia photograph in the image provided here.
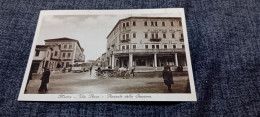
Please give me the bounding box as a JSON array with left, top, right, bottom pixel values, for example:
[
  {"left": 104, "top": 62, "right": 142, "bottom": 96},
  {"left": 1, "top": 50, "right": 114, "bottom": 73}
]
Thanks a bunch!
[{"left": 18, "top": 8, "right": 196, "bottom": 101}]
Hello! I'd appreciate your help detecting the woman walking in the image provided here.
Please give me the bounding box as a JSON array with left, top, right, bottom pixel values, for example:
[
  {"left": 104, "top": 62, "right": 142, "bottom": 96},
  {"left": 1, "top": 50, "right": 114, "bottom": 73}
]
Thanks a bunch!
[{"left": 162, "top": 65, "right": 174, "bottom": 92}]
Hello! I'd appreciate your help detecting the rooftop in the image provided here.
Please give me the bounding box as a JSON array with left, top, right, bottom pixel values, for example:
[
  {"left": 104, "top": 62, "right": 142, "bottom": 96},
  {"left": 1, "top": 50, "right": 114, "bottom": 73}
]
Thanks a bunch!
[
  {"left": 44, "top": 37, "right": 84, "bottom": 52},
  {"left": 106, "top": 16, "right": 181, "bottom": 39}
]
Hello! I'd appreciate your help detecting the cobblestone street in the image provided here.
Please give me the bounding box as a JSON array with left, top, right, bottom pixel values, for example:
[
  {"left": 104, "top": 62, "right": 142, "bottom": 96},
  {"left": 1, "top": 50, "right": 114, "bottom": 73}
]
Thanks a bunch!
[{"left": 25, "top": 70, "right": 190, "bottom": 94}]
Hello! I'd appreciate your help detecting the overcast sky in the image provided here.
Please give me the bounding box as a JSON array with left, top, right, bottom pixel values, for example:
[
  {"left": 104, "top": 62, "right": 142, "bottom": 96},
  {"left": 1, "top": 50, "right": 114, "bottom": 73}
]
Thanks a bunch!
[{"left": 36, "top": 13, "right": 174, "bottom": 61}]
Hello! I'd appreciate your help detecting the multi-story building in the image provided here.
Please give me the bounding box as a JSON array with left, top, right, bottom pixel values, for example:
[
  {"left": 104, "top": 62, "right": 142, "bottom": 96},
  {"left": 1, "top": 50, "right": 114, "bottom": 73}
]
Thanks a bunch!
[
  {"left": 106, "top": 17, "right": 187, "bottom": 71},
  {"left": 44, "top": 37, "right": 85, "bottom": 68},
  {"left": 31, "top": 45, "right": 60, "bottom": 74}
]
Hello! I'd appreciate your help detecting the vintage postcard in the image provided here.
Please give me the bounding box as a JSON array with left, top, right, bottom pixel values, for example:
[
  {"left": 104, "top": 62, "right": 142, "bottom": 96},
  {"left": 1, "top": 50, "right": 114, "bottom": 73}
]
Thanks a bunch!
[{"left": 18, "top": 8, "right": 197, "bottom": 101}]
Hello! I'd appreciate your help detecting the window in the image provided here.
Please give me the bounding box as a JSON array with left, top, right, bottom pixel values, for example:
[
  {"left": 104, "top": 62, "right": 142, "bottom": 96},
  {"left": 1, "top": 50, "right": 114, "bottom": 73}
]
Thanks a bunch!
[
  {"left": 156, "top": 45, "right": 159, "bottom": 49},
  {"left": 179, "top": 21, "right": 182, "bottom": 26},
  {"left": 122, "top": 46, "right": 125, "bottom": 50},
  {"left": 123, "top": 23, "right": 125, "bottom": 27},
  {"left": 163, "top": 33, "right": 166, "bottom": 38},
  {"left": 62, "top": 53, "right": 66, "bottom": 57},
  {"left": 54, "top": 51, "right": 57, "bottom": 56},
  {"left": 35, "top": 50, "right": 40, "bottom": 56},
  {"left": 67, "top": 53, "right": 71, "bottom": 58},
  {"left": 126, "top": 45, "right": 129, "bottom": 49},
  {"left": 154, "top": 21, "right": 157, "bottom": 26},
  {"left": 126, "top": 22, "right": 129, "bottom": 27},
  {"left": 173, "top": 45, "right": 176, "bottom": 48},
  {"left": 123, "top": 35, "right": 125, "bottom": 40},
  {"left": 133, "top": 33, "right": 136, "bottom": 38},
  {"left": 145, "top": 45, "right": 148, "bottom": 49},
  {"left": 172, "top": 33, "right": 175, "bottom": 38},
  {"left": 126, "top": 34, "right": 129, "bottom": 39},
  {"left": 164, "top": 45, "right": 167, "bottom": 49},
  {"left": 152, "top": 45, "right": 155, "bottom": 49},
  {"left": 133, "top": 21, "right": 136, "bottom": 26},
  {"left": 171, "top": 22, "right": 174, "bottom": 26},
  {"left": 64, "top": 45, "right": 67, "bottom": 48},
  {"left": 152, "top": 33, "right": 158, "bottom": 39},
  {"left": 69, "top": 45, "right": 72, "bottom": 49},
  {"left": 181, "top": 34, "right": 183, "bottom": 38},
  {"left": 133, "top": 45, "right": 136, "bottom": 49},
  {"left": 144, "top": 21, "right": 147, "bottom": 26},
  {"left": 182, "top": 45, "right": 185, "bottom": 48},
  {"left": 151, "top": 22, "right": 154, "bottom": 26},
  {"left": 162, "top": 22, "right": 165, "bottom": 26},
  {"left": 145, "top": 33, "right": 148, "bottom": 38}
]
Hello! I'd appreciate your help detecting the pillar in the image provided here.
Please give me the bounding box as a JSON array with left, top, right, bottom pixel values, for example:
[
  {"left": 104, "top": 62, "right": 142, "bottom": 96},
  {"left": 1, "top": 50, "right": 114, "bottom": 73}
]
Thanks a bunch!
[
  {"left": 175, "top": 53, "right": 178, "bottom": 66},
  {"left": 121, "top": 59, "right": 124, "bottom": 67},
  {"left": 154, "top": 53, "right": 157, "bottom": 68},
  {"left": 129, "top": 53, "right": 133, "bottom": 67},
  {"left": 112, "top": 55, "right": 115, "bottom": 69},
  {"left": 109, "top": 56, "right": 112, "bottom": 66}
]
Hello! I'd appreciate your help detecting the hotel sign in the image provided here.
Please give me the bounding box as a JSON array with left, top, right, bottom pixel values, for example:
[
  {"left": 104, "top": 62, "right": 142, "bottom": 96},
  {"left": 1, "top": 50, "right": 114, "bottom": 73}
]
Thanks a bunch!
[{"left": 147, "top": 29, "right": 182, "bottom": 33}]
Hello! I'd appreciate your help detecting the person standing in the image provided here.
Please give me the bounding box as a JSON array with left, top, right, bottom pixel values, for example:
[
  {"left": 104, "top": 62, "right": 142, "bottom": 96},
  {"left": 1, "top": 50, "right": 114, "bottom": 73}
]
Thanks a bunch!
[
  {"left": 130, "top": 66, "right": 135, "bottom": 77},
  {"left": 162, "top": 65, "right": 174, "bottom": 92},
  {"left": 89, "top": 66, "right": 92, "bottom": 75},
  {"left": 38, "top": 67, "right": 50, "bottom": 93}
]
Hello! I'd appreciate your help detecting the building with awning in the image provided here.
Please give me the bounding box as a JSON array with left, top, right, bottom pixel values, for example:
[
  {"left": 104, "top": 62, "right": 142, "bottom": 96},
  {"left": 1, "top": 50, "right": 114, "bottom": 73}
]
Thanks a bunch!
[{"left": 106, "top": 17, "right": 187, "bottom": 71}]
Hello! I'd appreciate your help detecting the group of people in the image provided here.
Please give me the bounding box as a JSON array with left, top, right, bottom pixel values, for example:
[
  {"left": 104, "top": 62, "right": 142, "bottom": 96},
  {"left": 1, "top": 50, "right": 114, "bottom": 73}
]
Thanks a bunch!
[{"left": 118, "top": 66, "right": 135, "bottom": 78}]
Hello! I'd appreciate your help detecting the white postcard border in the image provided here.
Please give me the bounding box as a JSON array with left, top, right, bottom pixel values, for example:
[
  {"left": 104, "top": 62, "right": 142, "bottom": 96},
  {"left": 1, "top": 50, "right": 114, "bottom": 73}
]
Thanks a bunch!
[{"left": 18, "top": 8, "right": 197, "bottom": 101}]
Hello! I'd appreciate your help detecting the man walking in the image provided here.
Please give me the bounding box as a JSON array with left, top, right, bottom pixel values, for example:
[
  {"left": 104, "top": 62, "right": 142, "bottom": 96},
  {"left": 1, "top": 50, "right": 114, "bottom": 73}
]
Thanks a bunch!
[{"left": 38, "top": 67, "right": 50, "bottom": 93}]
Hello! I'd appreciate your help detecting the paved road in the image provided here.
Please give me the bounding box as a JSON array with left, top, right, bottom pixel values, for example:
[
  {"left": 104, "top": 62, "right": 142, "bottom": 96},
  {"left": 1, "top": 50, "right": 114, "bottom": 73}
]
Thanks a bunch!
[{"left": 25, "top": 70, "right": 190, "bottom": 94}]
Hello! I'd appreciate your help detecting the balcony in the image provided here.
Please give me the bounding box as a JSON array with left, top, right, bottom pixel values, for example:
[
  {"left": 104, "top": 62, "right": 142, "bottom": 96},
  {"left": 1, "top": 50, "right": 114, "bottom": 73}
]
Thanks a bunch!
[
  {"left": 180, "top": 38, "right": 184, "bottom": 42},
  {"left": 121, "top": 27, "right": 131, "bottom": 32},
  {"left": 120, "top": 38, "right": 130, "bottom": 43},
  {"left": 113, "top": 48, "right": 185, "bottom": 54},
  {"left": 150, "top": 38, "right": 162, "bottom": 42}
]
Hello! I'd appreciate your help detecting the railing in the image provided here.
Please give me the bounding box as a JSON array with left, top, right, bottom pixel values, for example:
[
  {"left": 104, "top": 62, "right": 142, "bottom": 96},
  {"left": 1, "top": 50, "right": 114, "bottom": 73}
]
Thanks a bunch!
[
  {"left": 50, "top": 57, "right": 60, "bottom": 60},
  {"left": 113, "top": 48, "right": 185, "bottom": 54},
  {"left": 120, "top": 38, "right": 130, "bottom": 43},
  {"left": 121, "top": 27, "right": 131, "bottom": 31},
  {"left": 179, "top": 38, "right": 184, "bottom": 42},
  {"left": 150, "top": 38, "right": 162, "bottom": 42}
]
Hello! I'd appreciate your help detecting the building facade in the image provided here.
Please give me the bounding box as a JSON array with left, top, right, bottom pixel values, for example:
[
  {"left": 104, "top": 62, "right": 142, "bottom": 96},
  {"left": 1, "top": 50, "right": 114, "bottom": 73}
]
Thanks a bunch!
[
  {"left": 32, "top": 45, "right": 60, "bottom": 74},
  {"left": 106, "top": 17, "right": 187, "bottom": 71},
  {"left": 44, "top": 37, "right": 85, "bottom": 68}
]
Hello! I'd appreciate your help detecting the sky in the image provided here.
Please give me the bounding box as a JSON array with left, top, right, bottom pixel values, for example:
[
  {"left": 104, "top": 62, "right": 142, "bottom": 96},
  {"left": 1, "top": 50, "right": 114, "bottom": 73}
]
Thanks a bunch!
[{"left": 36, "top": 13, "right": 174, "bottom": 61}]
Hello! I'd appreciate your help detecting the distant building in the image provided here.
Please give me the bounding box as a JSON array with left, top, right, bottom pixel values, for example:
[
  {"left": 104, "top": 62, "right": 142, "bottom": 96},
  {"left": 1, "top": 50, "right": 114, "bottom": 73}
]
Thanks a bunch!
[
  {"left": 106, "top": 17, "right": 187, "bottom": 71},
  {"left": 44, "top": 37, "right": 85, "bottom": 68}
]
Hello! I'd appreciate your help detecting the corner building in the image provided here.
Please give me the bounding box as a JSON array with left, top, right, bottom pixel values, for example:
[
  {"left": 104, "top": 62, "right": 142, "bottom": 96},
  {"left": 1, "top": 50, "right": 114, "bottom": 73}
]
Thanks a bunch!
[
  {"left": 106, "top": 17, "right": 187, "bottom": 71},
  {"left": 44, "top": 37, "right": 85, "bottom": 68}
]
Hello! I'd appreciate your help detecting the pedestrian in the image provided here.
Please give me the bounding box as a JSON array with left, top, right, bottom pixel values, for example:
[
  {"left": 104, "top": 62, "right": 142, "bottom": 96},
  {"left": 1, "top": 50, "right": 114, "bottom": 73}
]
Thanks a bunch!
[
  {"left": 130, "top": 66, "right": 135, "bottom": 77},
  {"left": 180, "top": 65, "right": 183, "bottom": 72},
  {"left": 38, "top": 67, "right": 50, "bottom": 93},
  {"left": 89, "top": 66, "right": 92, "bottom": 75},
  {"left": 162, "top": 65, "right": 174, "bottom": 92}
]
